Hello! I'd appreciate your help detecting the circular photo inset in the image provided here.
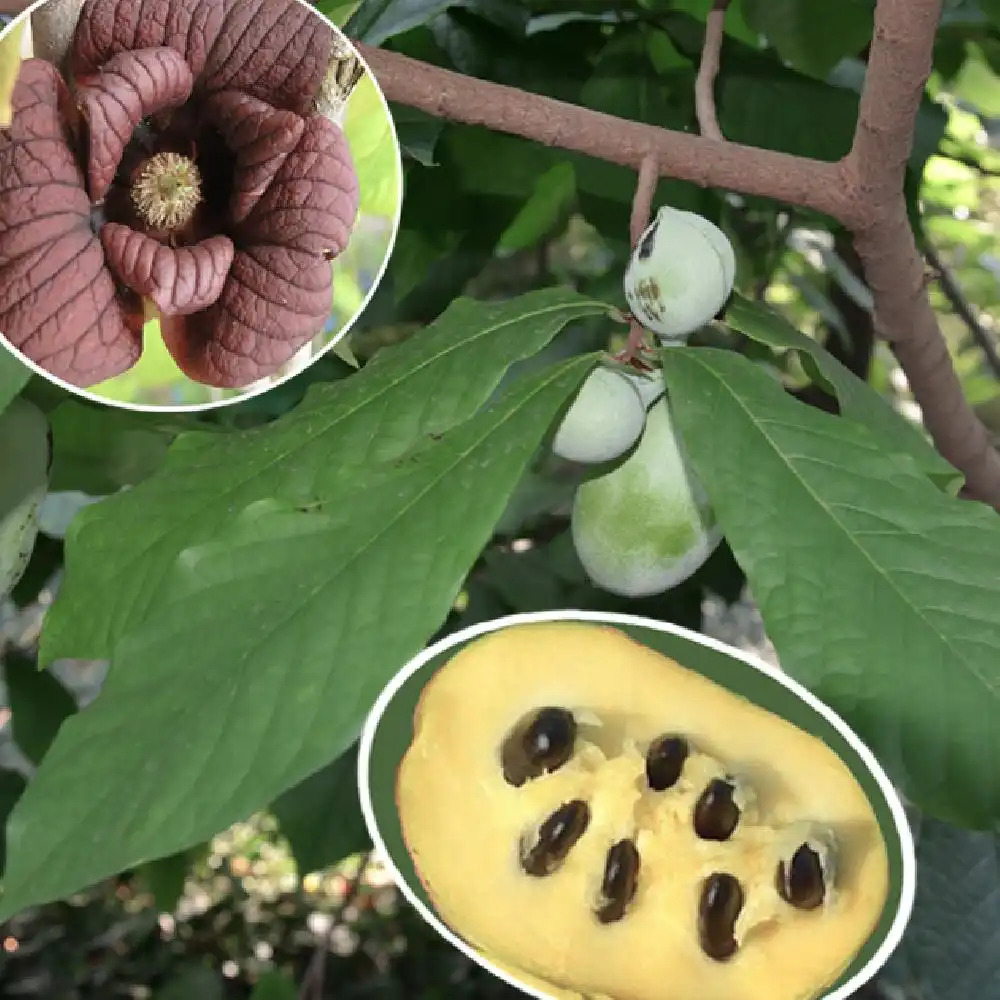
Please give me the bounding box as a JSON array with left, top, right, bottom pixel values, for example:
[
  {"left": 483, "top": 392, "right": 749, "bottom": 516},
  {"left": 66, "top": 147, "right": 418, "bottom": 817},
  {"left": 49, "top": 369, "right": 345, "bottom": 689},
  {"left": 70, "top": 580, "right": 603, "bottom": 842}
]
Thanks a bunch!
[
  {"left": 359, "top": 612, "right": 916, "bottom": 1000},
  {"left": 0, "top": 0, "right": 400, "bottom": 409}
]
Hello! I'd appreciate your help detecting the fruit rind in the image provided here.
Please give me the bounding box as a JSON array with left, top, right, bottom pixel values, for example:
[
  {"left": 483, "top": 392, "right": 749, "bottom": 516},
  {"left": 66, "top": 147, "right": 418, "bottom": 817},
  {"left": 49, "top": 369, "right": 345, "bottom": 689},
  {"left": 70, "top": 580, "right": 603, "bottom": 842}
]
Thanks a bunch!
[
  {"left": 623, "top": 207, "right": 736, "bottom": 342},
  {"left": 551, "top": 367, "right": 647, "bottom": 465},
  {"left": 571, "top": 396, "right": 721, "bottom": 597}
]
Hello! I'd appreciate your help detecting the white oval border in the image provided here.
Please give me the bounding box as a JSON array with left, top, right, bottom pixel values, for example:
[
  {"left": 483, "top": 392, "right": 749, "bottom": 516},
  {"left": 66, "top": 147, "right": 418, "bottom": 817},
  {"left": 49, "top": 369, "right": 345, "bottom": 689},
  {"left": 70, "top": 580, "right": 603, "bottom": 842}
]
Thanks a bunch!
[
  {"left": 358, "top": 609, "right": 918, "bottom": 1000},
  {"left": 0, "top": 0, "right": 403, "bottom": 414}
]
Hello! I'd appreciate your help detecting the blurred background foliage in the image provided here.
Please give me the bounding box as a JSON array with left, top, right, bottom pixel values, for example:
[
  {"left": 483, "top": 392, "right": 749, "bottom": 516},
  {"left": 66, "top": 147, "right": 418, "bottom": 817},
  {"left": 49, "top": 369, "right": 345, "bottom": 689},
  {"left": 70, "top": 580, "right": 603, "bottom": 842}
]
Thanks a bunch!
[{"left": 0, "top": 0, "right": 998, "bottom": 996}]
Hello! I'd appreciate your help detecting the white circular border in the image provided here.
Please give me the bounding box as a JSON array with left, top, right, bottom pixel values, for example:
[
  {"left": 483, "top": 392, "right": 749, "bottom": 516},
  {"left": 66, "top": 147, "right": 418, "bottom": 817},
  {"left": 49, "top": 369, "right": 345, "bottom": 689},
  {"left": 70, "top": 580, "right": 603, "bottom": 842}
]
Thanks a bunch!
[
  {"left": 0, "top": 0, "right": 403, "bottom": 414},
  {"left": 358, "top": 609, "right": 918, "bottom": 1000}
]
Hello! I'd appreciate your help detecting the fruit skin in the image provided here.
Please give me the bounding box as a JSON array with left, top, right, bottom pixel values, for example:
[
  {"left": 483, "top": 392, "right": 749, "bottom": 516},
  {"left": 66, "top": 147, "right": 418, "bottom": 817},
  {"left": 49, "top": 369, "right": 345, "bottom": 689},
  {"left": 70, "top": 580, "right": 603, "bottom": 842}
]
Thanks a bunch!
[
  {"left": 571, "top": 395, "right": 720, "bottom": 597},
  {"left": 395, "top": 622, "right": 891, "bottom": 1000},
  {"left": 550, "top": 367, "right": 647, "bottom": 465},
  {"left": 0, "top": 397, "right": 50, "bottom": 599},
  {"left": 622, "top": 366, "right": 665, "bottom": 410},
  {"left": 623, "top": 207, "right": 736, "bottom": 342}
]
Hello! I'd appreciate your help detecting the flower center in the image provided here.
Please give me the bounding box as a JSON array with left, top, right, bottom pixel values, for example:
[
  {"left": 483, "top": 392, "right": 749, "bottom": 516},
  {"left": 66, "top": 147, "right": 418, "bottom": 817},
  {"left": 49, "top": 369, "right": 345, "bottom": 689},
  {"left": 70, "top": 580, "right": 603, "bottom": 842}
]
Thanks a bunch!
[{"left": 130, "top": 152, "right": 203, "bottom": 231}]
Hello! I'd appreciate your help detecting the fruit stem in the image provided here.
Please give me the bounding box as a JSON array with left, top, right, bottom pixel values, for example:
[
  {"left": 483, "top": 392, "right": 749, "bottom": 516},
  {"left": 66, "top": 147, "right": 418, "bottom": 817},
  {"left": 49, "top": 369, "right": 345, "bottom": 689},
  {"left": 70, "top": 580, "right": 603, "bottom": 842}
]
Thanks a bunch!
[{"left": 131, "top": 151, "right": 202, "bottom": 231}]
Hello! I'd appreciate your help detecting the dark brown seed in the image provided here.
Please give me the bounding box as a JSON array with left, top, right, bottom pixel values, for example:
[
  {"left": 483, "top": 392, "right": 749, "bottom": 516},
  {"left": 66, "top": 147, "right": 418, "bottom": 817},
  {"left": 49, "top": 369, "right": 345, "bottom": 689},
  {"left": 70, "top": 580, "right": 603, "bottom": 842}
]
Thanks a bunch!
[
  {"left": 645, "top": 735, "right": 689, "bottom": 791},
  {"left": 520, "top": 800, "right": 590, "bottom": 877},
  {"left": 595, "top": 840, "right": 641, "bottom": 924},
  {"left": 777, "top": 843, "right": 826, "bottom": 910},
  {"left": 693, "top": 777, "right": 741, "bottom": 841},
  {"left": 698, "top": 873, "right": 743, "bottom": 961},
  {"left": 501, "top": 707, "right": 577, "bottom": 787}
]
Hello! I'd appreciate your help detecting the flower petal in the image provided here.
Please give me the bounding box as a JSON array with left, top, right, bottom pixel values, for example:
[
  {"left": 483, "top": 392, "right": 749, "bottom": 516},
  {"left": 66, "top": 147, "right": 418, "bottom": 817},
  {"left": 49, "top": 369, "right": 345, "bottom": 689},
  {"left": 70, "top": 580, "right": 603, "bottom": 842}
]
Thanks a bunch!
[
  {"left": 159, "top": 244, "right": 332, "bottom": 387},
  {"left": 202, "top": 89, "right": 304, "bottom": 224},
  {"left": 201, "top": 0, "right": 333, "bottom": 115},
  {"left": 77, "top": 46, "right": 194, "bottom": 202},
  {"left": 0, "top": 60, "right": 142, "bottom": 388},
  {"left": 100, "top": 223, "right": 233, "bottom": 315},
  {"left": 238, "top": 114, "right": 358, "bottom": 258},
  {"left": 73, "top": 0, "right": 226, "bottom": 82}
]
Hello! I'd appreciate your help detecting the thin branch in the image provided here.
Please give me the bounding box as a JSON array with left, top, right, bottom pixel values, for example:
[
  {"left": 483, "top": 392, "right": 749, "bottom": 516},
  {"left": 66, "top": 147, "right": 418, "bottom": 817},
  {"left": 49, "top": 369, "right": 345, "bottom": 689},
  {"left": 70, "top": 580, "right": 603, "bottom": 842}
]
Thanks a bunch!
[
  {"left": 695, "top": 0, "right": 728, "bottom": 140},
  {"left": 630, "top": 152, "right": 659, "bottom": 246},
  {"left": 925, "top": 243, "right": 1000, "bottom": 379},
  {"left": 356, "top": 44, "right": 849, "bottom": 220}
]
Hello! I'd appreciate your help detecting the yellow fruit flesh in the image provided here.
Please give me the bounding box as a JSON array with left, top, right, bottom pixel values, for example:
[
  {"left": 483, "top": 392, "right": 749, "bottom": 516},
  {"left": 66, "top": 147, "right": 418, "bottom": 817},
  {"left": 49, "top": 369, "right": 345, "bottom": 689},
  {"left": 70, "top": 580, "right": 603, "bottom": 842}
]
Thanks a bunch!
[{"left": 397, "top": 622, "right": 890, "bottom": 1000}]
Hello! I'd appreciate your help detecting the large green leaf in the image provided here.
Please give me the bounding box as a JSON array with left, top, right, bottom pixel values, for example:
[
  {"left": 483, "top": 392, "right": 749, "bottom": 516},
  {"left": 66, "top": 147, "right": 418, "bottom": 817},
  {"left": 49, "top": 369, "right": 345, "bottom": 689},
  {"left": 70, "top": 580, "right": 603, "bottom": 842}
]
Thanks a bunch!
[
  {"left": 0, "top": 349, "right": 29, "bottom": 414},
  {"left": 250, "top": 972, "right": 299, "bottom": 1000},
  {"left": 883, "top": 817, "right": 1000, "bottom": 998},
  {"left": 742, "top": 0, "right": 874, "bottom": 78},
  {"left": 41, "top": 289, "right": 609, "bottom": 666},
  {"left": 722, "top": 294, "right": 961, "bottom": 490},
  {"left": 48, "top": 402, "right": 175, "bottom": 496},
  {"left": 346, "top": 0, "right": 455, "bottom": 44},
  {"left": 0, "top": 354, "right": 595, "bottom": 917},
  {"left": 660, "top": 347, "right": 1000, "bottom": 829},
  {"left": 2, "top": 649, "right": 76, "bottom": 765},
  {"left": 272, "top": 744, "right": 371, "bottom": 875}
]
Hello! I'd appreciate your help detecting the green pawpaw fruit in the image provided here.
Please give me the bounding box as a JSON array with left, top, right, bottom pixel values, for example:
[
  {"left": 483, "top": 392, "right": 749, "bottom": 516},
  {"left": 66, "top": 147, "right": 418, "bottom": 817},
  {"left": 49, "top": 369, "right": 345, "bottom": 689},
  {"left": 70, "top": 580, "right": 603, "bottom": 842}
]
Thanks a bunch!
[
  {"left": 0, "top": 396, "right": 50, "bottom": 598},
  {"left": 396, "top": 622, "right": 890, "bottom": 1000},
  {"left": 571, "top": 395, "right": 719, "bottom": 597}
]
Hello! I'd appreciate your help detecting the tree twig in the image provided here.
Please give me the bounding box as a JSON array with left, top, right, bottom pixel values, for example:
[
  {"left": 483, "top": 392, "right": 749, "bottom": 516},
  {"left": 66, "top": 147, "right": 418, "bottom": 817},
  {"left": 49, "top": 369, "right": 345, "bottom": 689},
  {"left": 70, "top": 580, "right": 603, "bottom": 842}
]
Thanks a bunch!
[
  {"left": 356, "top": 0, "right": 1000, "bottom": 509},
  {"left": 695, "top": 0, "right": 728, "bottom": 140},
  {"left": 629, "top": 152, "right": 659, "bottom": 246},
  {"left": 924, "top": 243, "right": 1000, "bottom": 379}
]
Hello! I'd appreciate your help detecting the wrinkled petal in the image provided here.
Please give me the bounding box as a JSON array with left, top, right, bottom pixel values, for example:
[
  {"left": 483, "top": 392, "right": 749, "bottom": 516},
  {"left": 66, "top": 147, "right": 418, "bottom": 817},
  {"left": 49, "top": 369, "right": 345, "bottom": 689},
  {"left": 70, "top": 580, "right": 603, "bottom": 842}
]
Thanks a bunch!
[
  {"left": 160, "top": 244, "right": 331, "bottom": 387},
  {"left": 202, "top": 89, "right": 303, "bottom": 224},
  {"left": 78, "top": 47, "right": 194, "bottom": 201},
  {"left": 202, "top": 0, "right": 332, "bottom": 115},
  {"left": 238, "top": 114, "right": 358, "bottom": 257},
  {"left": 0, "top": 60, "right": 141, "bottom": 388},
  {"left": 101, "top": 222, "right": 233, "bottom": 315},
  {"left": 73, "top": 0, "right": 226, "bottom": 82},
  {"left": 74, "top": 0, "right": 332, "bottom": 114}
]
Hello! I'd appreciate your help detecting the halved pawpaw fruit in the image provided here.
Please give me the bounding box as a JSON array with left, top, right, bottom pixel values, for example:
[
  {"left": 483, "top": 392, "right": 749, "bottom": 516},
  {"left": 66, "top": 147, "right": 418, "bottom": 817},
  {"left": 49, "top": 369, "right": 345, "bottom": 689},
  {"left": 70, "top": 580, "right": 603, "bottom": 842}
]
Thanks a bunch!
[{"left": 396, "top": 622, "right": 890, "bottom": 1000}]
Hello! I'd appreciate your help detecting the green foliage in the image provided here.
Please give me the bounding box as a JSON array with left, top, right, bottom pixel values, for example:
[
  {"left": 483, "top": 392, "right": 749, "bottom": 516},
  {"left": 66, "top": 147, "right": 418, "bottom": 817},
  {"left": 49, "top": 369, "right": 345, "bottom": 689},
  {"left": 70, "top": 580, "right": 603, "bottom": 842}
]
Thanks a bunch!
[
  {"left": 4, "top": 2, "right": 1000, "bottom": 995},
  {"left": 272, "top": 744, "right": 371, "bottom": 875},
  {"left": 0, "top": 292, "right": 601, "bottom": 916},
  {"left": 2, "top": 650, "right": 76, "bottom": 766},
  {"left": 661, "top": 346, "right": 1000, "bottom": 827},
  {"left": 251, "top": 971, "right": 299, "bottom": 1000}
]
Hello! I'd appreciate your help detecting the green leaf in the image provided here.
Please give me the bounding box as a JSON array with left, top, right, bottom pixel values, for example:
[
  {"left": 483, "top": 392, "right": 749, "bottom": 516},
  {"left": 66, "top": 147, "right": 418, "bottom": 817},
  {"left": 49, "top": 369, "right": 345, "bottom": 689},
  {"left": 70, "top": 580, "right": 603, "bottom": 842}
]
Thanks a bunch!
[
  {"left": 250, "top": 971, "right": 299, "bottom": 1000},
  {"left": 742, "top": 0, "right": 874, "bottom": 78},
  {"left": 344, "top": 74, "right": 402, "bottom": 220},
  {"left": 497, "top": 163, "right": 576, "bottom": 253},
  {"left": 0, "top": 350, "right": 29, "bottom": 414},
  {"left": 346, "top": 0, "right": 454, "bottom": 44},
  {"left": 882, "top": 817, "right": 1000, "bottom": 997},
  {"left": 272, "top": 744, "right": 371, "bottom": 875},
  {"left": 391, "top": 105, "right": 444, "bottom": 166},
  {"left": 722, "top": 294, "right": 962, "bottom": 490},
  {"left": 136, "top": 846, "right": 201, "bottom": 913},
  {"left": 0, "top": 354, "right": 596, "bottom": 917},
  {"left": 317, "top": 0, "right": 363, "bottom": 25},
  {"left": 48, "top": 403, "right": 174, "bottom": 496},
  {"left": 0, "top": 768, "right": 26, "bottom": 877},
  {"left": 2, "top": 649, "right": 76, "bottom": 765},
  {"left": 41, "top": 288, "right": 609, "bottom": 666},
  {"left": 660, "top": 347, "right": 1000, "bottom": 829},
  {"left": 154, "top": 966, "right": 223, "bottom": 1000}
]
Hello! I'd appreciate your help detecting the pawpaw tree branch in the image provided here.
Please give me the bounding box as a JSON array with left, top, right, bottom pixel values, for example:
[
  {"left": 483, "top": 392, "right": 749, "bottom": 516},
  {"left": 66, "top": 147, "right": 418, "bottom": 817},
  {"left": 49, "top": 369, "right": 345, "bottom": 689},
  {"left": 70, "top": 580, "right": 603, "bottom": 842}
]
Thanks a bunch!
[
  {"left": 695, "top": 0, "right": 728, "bottom": 140},
  {"left": 356, "top": 0, "right": 1000, "bottom": 509}
]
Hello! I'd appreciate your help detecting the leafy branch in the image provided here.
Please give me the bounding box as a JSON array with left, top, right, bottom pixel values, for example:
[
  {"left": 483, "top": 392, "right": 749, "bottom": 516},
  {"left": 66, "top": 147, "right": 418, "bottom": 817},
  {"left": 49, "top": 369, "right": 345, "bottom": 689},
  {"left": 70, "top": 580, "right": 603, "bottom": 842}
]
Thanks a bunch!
[{"left": 357, "top": 0, "right": 1000, "bottom": 509}]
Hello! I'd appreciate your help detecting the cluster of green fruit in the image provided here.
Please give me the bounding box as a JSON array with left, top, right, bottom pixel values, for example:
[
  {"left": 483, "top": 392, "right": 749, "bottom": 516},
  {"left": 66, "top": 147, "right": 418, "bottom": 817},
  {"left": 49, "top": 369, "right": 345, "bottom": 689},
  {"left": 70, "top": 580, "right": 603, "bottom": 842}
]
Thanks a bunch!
[{"left": 551, "top": 207, "right": 736, "bottom": 598}]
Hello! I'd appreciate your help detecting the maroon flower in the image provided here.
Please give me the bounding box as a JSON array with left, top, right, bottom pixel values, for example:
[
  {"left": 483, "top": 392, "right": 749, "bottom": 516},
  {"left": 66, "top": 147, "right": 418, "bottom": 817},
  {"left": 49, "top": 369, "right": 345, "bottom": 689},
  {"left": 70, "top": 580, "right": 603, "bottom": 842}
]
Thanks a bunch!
[{"left": 0, "top": 0, "right": 360, "bottom": 389}]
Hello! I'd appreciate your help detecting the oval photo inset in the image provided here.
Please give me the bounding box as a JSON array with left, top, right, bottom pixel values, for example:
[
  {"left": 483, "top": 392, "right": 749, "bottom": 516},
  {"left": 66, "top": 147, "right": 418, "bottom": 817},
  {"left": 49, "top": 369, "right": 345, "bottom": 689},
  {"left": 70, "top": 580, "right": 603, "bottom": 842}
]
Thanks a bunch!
[
  {"left": 0, "top": 0, "right": 400, "bottom": 410},
  {"left": 359, "top": 611, "right": 916, "bottom": 1000}
]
